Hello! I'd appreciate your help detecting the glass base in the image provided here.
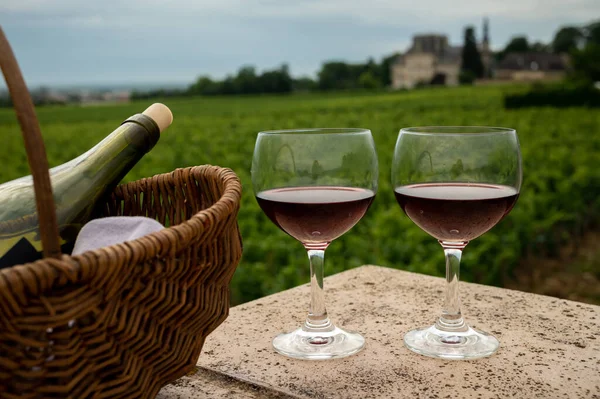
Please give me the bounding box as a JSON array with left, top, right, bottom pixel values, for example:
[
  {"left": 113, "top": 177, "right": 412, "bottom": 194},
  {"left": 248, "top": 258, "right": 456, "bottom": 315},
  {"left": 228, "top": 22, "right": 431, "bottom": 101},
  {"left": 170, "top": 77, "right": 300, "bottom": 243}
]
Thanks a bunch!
[
  {"left": 404, "top": 323, "right": 499, "bottom": 360},
  {"left": 272, "top": 325, "right": 365, "bottom": 360}
]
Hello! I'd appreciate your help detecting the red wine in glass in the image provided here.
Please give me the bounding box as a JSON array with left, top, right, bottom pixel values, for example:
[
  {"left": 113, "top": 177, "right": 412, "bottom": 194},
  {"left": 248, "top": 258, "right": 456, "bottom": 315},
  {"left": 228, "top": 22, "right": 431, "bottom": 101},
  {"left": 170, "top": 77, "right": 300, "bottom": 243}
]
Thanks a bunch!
[
  {"left": 394, "top": 183, "right": 519, "bottom": 242},
  {"left": 257, "top": 186, "right": 375, "bottom": 246},
  {"left": 252, "top": 128, "right": 378, "bottom": 360},
  {"left": 393, "top": 126, "right": 522, "bottom": 360}
]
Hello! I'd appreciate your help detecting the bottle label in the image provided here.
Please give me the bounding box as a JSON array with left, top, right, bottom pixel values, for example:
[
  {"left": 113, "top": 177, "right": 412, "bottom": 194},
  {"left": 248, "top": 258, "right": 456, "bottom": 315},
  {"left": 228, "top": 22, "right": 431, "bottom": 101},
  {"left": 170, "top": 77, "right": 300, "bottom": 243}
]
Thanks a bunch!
[{"left": 0, "top": 226, "right": 76, "bottom": 269}]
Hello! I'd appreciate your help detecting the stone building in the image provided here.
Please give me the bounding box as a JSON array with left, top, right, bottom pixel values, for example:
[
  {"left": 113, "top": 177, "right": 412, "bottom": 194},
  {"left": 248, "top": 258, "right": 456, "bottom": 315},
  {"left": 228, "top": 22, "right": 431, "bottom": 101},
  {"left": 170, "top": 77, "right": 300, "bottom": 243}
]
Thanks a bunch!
[
  {"left": 391, "top": 19, "right": 492, "bottom": 89},
  {"left": 495, "top": 52, "right": 569, "bottom": 81}
]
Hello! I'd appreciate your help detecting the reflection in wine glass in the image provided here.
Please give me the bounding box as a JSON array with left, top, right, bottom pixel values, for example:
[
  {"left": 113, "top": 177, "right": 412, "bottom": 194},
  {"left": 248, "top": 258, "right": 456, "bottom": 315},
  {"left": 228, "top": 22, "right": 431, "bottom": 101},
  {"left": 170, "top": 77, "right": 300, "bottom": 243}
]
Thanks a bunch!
[
  {"left": 252, "top": 128, "right": 378, "bottom": 360},
  {"left": 392, "top": 126, "right": 522, "bottom": 360}
]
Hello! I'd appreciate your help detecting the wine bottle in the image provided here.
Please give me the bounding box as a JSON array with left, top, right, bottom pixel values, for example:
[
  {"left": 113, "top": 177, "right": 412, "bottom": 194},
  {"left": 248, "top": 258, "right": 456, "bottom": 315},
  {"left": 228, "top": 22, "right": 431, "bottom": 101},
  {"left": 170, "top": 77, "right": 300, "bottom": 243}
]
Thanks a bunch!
[{"left": 0, "top": 103, "right": 173, "bottom": 268}]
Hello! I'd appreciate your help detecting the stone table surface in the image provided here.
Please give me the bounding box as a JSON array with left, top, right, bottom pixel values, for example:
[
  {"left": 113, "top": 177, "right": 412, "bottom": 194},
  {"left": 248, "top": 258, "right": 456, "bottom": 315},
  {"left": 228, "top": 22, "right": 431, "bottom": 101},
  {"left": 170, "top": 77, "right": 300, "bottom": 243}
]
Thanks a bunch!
[{"left": 157, "top": 266, "right": 600, "bottom": 399}]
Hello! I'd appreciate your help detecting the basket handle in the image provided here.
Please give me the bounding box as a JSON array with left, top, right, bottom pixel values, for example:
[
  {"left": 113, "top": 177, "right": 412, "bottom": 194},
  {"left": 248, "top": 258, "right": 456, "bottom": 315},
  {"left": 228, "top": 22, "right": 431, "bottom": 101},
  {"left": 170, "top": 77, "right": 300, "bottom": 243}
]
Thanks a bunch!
[{"left": 0, "top": 27, "right": 62, "bottom": 260}]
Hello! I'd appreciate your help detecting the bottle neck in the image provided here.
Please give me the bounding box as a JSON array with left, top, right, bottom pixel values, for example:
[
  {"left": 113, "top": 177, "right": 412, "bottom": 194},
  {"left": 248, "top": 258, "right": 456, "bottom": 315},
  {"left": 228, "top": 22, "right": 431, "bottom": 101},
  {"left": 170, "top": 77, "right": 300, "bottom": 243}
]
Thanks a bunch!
[
  {"left": 120, "top": 114, "right": 160, "bottom": 152},
  {"left": 63, "top": 114, "right": 159, "bottom": 180},
  {"left": 52, "top": 114, "right": 160, "bottom": 219}
]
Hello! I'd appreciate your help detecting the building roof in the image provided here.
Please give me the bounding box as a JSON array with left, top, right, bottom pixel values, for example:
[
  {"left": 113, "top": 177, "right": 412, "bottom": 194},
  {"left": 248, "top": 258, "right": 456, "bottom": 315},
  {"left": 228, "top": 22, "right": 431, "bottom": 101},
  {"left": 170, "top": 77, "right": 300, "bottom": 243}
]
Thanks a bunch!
[
  {"left": 393, "top": 34, "right": 462, "bottom": 66},
  {"left": 498, "top": 52, "right": 568, "bottom": 71}
]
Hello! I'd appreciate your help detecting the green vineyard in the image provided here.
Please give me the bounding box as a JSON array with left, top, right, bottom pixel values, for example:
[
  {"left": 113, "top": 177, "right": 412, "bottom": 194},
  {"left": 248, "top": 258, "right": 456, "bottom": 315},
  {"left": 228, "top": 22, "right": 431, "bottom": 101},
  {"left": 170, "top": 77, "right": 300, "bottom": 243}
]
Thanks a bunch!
[{"left": 1, "top": 85, "right": 598, "bottom": 304}]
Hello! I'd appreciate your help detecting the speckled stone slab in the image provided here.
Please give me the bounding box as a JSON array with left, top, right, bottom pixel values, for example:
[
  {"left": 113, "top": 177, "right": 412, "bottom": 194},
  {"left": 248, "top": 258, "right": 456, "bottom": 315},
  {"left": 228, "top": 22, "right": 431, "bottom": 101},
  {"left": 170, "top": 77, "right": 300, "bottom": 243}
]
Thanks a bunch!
[{"left": 158, "top": 266, "right": 600, "bottom": 399}]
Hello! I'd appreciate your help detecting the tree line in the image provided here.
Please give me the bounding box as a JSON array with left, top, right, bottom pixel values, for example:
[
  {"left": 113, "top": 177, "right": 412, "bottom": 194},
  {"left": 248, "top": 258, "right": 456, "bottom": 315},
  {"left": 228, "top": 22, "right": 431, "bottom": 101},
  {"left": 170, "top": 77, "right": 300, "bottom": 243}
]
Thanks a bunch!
[{"left": 131, "top": 53, "right": 400, "bottom": 100}]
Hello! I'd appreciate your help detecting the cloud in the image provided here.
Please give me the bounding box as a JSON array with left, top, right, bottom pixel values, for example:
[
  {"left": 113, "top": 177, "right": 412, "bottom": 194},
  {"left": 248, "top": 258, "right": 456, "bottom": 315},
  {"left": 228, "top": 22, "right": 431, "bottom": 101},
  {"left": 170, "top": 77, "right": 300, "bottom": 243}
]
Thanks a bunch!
[
  {"left": 0, "top": 0, "right": 598, "bottom": 85},
  {"left": 2, "top": 0, "right": 598, "bottom": 28},
  {"left": 246, "top": 0, "right": 597, "bottom": 23}
]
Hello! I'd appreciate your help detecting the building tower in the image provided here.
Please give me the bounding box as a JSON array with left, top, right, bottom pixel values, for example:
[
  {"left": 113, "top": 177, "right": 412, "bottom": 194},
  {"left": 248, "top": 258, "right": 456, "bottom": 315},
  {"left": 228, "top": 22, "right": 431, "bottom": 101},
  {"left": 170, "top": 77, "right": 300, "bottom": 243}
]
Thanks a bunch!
[{"left": 481, "top": 17, "right": 492, "bottom": 78}]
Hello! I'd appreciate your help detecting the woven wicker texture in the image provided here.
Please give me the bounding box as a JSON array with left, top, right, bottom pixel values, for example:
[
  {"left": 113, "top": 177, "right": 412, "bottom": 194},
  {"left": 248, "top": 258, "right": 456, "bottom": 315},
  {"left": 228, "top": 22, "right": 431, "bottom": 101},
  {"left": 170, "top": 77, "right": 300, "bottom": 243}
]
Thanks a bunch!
[{"left": 0, "top": 166, "right": 243, "bottom": 398}]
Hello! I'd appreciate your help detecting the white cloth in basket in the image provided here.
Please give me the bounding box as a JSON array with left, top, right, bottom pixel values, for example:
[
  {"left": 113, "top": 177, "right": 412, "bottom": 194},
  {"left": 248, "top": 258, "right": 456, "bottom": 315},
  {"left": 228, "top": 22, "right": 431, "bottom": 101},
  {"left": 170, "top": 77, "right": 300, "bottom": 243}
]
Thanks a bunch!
[{"left": 72, "top": 216, "right": 164, "bottom": 255}]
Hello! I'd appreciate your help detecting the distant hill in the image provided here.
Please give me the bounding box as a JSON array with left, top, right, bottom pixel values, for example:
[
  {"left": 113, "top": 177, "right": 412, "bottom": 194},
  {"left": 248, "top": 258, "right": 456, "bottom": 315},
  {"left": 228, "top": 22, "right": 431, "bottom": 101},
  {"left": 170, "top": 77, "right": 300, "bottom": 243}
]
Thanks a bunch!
[{"left": 0, "top": 81, "right": 188, "bottom": 93}]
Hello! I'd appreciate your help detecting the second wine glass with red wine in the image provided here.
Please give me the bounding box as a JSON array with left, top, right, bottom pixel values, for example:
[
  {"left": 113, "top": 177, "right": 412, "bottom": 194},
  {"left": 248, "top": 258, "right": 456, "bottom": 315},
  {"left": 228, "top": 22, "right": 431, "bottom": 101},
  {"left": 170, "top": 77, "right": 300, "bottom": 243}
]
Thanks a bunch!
[
  {"left": 252, "top": 128, "right": 378, "bottom": 360},
  {"left": 392, "top": 126, "right": 522, "bottom": 360}
]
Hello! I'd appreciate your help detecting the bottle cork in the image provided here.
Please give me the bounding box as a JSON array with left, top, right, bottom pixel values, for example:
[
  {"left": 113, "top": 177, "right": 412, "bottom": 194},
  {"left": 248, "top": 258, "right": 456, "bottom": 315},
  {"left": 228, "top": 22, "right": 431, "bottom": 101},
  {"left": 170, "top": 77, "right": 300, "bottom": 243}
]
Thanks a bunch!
[{"left": 142, "top": 103, "right": 173, "bottom": 133}]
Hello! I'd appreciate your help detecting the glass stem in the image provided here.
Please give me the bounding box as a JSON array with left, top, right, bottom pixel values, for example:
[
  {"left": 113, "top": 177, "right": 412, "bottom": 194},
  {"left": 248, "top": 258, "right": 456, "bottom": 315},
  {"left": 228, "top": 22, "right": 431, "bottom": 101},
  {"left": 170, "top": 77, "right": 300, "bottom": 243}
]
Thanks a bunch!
[
  {"left": 436, "top": 242, "right": 468, "bottom": 332},
  {"left": 304, "top": 249, "right": 333, "bottom": 332}
]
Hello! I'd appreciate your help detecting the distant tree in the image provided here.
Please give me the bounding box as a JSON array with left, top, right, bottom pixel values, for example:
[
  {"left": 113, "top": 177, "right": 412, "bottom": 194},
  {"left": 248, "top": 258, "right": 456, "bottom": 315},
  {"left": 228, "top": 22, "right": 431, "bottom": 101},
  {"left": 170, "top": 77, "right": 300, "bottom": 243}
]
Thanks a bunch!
[
  {"left": 497, "top": 36, "right": 530, "bottom": 60},
  {"left": 461, "top": 26, "right": 484, "bottom": 79},
  {"left": 0, "top": 91, "right": 11, "bottom": 108},
  {"left": 318, "top": 62, "right": 353, "bottom": 90},
  {"left": 220, "top": 75, "right": 237, "bottom": 95},
  {"left": 567, "top": 21, "right": 600, "bottom": 83},
  {"left": 584, "top": 20, "right": 600, "bottom": 45},
  {"left": 188, "top": 75, "right": 221, "bottom": 95},
  {"left": 293, "top": 76, "right": 317, "bottom": 92},
  {"left": 570, "top": 43, "right": 600, "bottom": 83},
  {"left": 235, "top": 66, "right": 259, "bottom": 94},
  {"left": 363, "top": 58, "right": 380, "bottom": 81},
  {"left": 552, "top": 27, "right": 583, "bottom": 53},
  {"left": 530, "top": 41, "right": 550, "bottom": 52},
  {"left": 317, "top": 60, "right": 385, "bottom": 91},
  {"left": 258, "top": 64, "right": 293, "bottom": 93},
  {"left": 348, "top": 64, "right": 366, "bottom": 85},
  {"left": 358, "top": 71, "right": 381, "bottom": 89},
  {"left": 318, "top": 62, "right": 341, "bottom": 90},
  {"left": 279, "top": 64, "right": 293, "bottom": 93},
  {"left": 187, "top": 64, "right": 293, "bottom": 96},
  {"left": 504, "top": 36, "right": 530, "bottom": 52},
  {"left": 380, "top": 53, "right": 400, "bottom": 87},
  {"left": 132, "top": 88, "right": 185, "bottom": 100}
]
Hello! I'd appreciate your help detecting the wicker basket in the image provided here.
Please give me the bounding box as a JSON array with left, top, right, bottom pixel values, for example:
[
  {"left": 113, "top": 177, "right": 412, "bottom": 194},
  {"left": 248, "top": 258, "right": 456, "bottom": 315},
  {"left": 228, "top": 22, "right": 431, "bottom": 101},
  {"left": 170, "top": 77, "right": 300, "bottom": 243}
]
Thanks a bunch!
[{"left": 0, "top": 28, "right": 243, "bottom": 398}]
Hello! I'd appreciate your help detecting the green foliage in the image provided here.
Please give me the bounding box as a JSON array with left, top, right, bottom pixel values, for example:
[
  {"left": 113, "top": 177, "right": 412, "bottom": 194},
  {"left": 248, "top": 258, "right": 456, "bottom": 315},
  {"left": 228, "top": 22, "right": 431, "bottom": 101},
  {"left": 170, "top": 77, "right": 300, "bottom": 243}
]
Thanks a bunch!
[
  {"left": 0, "top": 94, "right": 11, "bottom": 108},
  {"left": 133, "top": 53, "right": 401, "bottom": 101},
  {"left": 552, "top": 20, "right": 600, "bottom": 83},
  {"left": 459, "top": 71, "right": 476, "bottom": 85},
  {"left": 530, "top": 42, "right": 550, "bottom": 52},
  {"left": 0, "top": 86, "right": 598, "bottom": 305},
  {"left": 461, "top": 26, "right": 484, "bottom": 78},
  {"left": 317, "top": 61, "right": 365, "bottom": 90},
  {"left": 235, "top": 66, "right": 260, "bottom": 94},
  {"left": 504, "top": 82, "right": 600, "bottom": 108},
  {"left": 552, "top": 27, "right": 584, "bottom": 53},
  {"left": 549, "top": 19, "right": 600, "bottom": 56},
  {"left": 183, "top": 56, "right": 399, "bottom": 96},
  {"left": 570, "top": 43, "right": 600, "bottom": 83},
  {"left": 587, "top": 21, "right": 600, "bottom": 45},
  {"left": 186, "top": 76, "right": 221, "bottom": 96},
  {"left": 497, "top": 36, "right": 530, "bottom": 61},
  {"left": 131, "top": 88, "right": 186, "bottom": 100},
  {"left": 504, "top": 36, "right": 530, "bottom": 53},
  {"left": 379, "top": 53, "right": 400, "bottom": 87},
  {"left": 187, "top": 64, "right": 293, "bottom": 96},
  {"left": 292, "top": 77, "right": 317, "bottom": 92},
  {"left": 358, "top": 71, "right": 381, "bottom": 90},
  {"left": 317, "top": 57, "right": 393, "bottom": 91}
]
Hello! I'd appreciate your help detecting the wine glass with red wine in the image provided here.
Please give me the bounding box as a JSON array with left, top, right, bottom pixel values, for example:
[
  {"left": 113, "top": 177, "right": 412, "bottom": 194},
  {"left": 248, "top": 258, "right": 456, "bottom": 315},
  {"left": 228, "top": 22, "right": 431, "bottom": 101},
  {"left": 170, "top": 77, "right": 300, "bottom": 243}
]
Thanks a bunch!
[
  {"left": 392, "top": 126, "right": 522, "bottom": 360},
  {"left": 252, "top": 128, "right": 378, "bottom": 360}
]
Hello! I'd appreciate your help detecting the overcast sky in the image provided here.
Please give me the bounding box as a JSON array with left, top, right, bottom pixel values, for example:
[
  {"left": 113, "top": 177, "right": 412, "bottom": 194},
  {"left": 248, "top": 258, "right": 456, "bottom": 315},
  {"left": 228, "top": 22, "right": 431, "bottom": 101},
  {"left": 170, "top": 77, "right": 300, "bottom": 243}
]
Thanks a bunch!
[{"left": 1, "top": 0, "right": 598, "bottom": 87}]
